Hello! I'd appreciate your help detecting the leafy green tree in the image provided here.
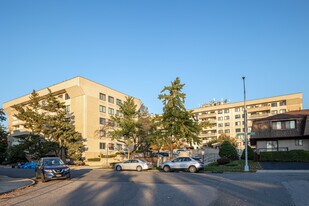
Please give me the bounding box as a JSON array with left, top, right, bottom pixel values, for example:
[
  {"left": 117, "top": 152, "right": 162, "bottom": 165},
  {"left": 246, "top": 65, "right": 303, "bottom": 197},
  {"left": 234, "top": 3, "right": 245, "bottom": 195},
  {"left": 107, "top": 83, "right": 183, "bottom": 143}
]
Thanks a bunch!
[
  {"left": 207, "top": 134, "right": 237, "bottom": 147},
  {"left": 219, "top": 141, "right": 239, "bottom": 160},
  {"left": 0, "top": 108, "right": 8, "bottom": 163},
  {"left": 108, "top": 97, "right": 155, "bottom": 159},
  {"left": 158, "top": 77, "right": 202, "bottom": 157}
]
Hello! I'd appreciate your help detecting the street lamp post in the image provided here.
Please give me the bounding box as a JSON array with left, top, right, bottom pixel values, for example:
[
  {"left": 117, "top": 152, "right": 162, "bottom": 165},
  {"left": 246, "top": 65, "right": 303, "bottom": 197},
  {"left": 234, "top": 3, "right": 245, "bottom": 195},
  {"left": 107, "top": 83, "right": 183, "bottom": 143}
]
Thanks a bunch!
[{"left": 242, "top": 76, "right": 249, "bottom": 172}]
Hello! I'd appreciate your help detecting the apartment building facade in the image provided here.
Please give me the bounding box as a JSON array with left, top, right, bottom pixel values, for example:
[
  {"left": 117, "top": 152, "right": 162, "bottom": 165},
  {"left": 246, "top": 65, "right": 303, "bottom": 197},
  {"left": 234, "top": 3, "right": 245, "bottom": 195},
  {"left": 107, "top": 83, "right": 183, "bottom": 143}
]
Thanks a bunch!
[
  {"left": 192, "top": 93, "right": 302, "bottom": 149},
  {"left": 3, "top": 76, "right": 142, "bottom": 159}
]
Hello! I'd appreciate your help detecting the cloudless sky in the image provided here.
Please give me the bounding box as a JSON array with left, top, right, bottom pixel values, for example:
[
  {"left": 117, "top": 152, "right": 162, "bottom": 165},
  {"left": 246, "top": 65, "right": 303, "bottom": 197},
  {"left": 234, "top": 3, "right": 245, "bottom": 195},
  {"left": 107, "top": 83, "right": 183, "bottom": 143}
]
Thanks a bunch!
[{"left": 1, "top": 0, "right": 308, "bottom": 118}]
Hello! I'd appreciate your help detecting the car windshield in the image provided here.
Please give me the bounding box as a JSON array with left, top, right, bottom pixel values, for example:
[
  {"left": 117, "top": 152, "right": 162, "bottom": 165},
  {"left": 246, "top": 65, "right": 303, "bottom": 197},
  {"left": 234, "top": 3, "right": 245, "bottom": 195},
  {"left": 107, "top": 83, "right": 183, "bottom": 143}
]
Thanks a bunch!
[{"left": 43, "top": 159, "right": 64, "bottom": 166}]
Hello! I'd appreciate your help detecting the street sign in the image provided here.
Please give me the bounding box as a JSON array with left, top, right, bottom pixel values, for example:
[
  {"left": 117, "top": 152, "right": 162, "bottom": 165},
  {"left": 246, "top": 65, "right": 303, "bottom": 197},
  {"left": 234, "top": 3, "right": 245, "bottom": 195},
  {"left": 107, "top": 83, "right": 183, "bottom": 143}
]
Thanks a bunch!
[{"left": 236, "top": 132, "right": 255, "bottom": 137}]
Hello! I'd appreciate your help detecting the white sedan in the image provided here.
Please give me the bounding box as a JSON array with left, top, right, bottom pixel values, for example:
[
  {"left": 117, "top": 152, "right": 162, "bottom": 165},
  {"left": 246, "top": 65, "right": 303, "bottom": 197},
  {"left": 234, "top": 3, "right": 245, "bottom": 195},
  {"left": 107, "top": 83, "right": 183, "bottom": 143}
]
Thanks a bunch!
[{"left": 114, "top": 159, "right": 152, "bottom": 172}]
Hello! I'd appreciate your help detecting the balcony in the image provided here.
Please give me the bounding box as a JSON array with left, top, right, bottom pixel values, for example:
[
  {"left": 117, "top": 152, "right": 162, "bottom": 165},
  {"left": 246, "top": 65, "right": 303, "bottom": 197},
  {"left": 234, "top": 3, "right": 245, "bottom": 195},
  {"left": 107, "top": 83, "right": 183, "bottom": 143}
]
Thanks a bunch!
[
  {"left": 201, "top": 119, "right": 217, "bottom": 123},
  {"left": 199, "top": 113, "right": 216, "bottom": 118},
  {"left": 247, "top": 105, "right": 271, "bottom": 113},
  {"left": 200, "top": 132, "right": 217, "bottom": 138},
  {"left": 248, "top": 113, "right": 270, "bottom": 120}
]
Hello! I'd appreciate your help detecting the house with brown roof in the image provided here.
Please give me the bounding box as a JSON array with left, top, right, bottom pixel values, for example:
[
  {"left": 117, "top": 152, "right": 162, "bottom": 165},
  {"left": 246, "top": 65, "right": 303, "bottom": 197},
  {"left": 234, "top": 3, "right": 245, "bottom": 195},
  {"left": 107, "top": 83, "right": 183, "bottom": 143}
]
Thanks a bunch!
[{"left": 250, "top": 110, "right": 309, "bottom": 153}]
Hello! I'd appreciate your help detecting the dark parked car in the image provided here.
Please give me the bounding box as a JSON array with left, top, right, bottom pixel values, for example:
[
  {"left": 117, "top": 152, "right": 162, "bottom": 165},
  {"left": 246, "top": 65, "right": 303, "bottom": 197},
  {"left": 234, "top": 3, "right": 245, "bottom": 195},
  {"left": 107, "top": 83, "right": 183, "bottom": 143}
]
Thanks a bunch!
[{"left": 35, "top": 157, "right": 71, "bottom": 182}]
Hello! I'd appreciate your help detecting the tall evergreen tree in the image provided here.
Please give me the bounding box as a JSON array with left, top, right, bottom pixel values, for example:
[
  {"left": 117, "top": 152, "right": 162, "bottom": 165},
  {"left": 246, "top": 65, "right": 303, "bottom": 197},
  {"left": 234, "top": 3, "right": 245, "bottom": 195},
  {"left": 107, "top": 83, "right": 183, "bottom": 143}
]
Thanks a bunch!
[
  {"left": 12, "top": 89, "right": 84, "bottom": 162},
  {"left": 158, "top": 77, "right": 202, "bottom": 157}
]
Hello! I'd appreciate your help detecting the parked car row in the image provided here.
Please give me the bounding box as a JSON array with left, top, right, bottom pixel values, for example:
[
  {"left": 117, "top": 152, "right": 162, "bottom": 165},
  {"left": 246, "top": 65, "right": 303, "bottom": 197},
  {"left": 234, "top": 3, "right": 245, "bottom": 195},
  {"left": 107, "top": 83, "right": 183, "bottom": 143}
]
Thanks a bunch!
[{"left": 114, "top": 156, "right": 204, "bottom": 173}]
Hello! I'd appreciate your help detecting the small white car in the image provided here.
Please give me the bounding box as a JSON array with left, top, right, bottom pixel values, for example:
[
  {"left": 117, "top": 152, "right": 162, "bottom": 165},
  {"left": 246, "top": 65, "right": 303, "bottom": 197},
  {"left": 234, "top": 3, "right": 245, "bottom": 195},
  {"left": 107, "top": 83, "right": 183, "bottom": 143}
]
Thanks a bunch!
[
  {"left": 161, "top": 157, "right": 204, "bottom": 173},
  {"left": 114, "top": 159, "right": 153, "bottom": 172}
]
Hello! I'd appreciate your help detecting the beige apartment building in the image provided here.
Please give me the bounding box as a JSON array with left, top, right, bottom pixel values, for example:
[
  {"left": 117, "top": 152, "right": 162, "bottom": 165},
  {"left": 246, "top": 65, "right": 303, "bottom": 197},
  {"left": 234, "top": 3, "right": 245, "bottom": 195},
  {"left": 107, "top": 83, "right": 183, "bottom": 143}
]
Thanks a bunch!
[
  {"left": 3, "top": 76, "right": 142, "bottom": 159},
  {"left": 192, "top": 93, "right": 303, "bottom": 149}
]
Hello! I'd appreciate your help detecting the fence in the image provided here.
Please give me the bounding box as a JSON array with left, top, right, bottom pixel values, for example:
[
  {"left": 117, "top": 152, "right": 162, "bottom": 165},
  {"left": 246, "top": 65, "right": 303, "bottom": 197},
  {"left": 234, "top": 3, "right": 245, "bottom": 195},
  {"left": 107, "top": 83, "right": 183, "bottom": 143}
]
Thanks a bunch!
[{"left": 191, "top": 148, "right": 220, "bottom": 163}]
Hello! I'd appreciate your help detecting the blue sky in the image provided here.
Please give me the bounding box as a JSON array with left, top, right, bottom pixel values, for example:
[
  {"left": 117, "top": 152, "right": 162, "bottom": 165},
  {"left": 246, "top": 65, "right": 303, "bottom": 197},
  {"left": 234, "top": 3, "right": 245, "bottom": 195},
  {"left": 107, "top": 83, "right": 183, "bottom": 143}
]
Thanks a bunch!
[{"left": 0, "top": 0, "right": 308, "bottom": 116}]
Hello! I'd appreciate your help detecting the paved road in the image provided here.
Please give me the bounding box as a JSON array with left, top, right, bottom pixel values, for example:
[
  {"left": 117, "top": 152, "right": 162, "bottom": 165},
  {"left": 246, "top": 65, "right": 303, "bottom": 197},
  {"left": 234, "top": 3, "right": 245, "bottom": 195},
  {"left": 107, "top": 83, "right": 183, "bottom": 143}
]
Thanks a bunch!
[{"left": 0, "top": 168, "right": 309, "bottom": 206}]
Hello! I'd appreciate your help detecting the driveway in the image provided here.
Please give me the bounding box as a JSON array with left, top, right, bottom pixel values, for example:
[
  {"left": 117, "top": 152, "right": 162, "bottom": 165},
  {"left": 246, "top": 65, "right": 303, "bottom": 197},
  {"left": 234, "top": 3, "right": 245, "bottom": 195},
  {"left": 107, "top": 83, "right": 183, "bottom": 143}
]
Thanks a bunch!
[{"left": 260, "top": 162, "right": 309, "bottom": 170}]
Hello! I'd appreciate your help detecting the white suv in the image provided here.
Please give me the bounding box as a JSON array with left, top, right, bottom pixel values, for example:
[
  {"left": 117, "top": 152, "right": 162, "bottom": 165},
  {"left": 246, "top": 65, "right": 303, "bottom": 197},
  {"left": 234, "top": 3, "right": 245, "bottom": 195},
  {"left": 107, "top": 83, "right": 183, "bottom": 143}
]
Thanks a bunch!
[{"left": 161, "top": 157, "right": 204, "bottom": 173}]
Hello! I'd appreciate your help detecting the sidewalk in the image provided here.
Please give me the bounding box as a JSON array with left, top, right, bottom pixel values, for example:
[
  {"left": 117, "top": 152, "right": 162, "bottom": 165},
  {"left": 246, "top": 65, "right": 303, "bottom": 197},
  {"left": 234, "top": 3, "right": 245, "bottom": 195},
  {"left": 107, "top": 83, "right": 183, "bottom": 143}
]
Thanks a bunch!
[{"left": 0, "top": 175, "right": 35, "bottom": 194}]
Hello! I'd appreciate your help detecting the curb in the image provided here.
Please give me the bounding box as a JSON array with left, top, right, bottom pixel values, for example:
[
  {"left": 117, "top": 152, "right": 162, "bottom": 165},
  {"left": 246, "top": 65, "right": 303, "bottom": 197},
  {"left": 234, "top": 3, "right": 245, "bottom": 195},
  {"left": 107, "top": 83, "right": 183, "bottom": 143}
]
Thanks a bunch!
[
  {"left": 0, "top": 176, "right": 36, "bottom": 195},
  {"left": 256, "top": 170, "right": 309, "bottom": 173}
]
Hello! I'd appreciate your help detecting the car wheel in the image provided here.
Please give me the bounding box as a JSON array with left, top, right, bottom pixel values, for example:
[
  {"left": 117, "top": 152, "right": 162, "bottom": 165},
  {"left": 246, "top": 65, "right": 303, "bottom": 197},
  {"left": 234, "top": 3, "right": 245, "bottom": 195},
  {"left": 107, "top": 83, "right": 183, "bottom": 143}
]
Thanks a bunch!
[
  {"left": 163, "top": 166, "right": 171, "bottom": 172},
  {"left": 116, "top": 165, "right": 122, "bottom": 171},
  {"left": 189, "top": 166, "right": 197, "bottom": 173},
  {"left": 136, "top": 166, "right": 142, "bottom": 172}
]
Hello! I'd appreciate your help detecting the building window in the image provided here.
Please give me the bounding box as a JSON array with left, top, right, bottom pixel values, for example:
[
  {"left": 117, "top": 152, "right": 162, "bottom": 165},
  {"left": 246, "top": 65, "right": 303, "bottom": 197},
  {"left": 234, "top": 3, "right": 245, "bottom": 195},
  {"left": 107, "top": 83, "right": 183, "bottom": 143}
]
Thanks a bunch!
[
  {"left": 116, "top": 99, "right": 122, "bottom": 105},
  {"left": 224, "top": 116, "right": 230, "bottom": 120},
  {"left": 285, "top": 120, "right": 295, "bottom": 129},
  {"left": 65, "top": 105, "right": 70, "bottom": 114},
  {"left": 218, "top": 123, "right": 223, "bottom": 127},
  {"left": 224, "top": 129, "right": 230, "bottom": 133},
  {"left": 279, "top": 109, "right": 286, "bottom": 114},
  {"left": 235, "top": 108, "right": 241, "bottom": 112},
  {"left": 99, "top": 142, "right": 106, "bottom": 150},
  {"left": 271, "top": 110, "right": 278, "bottom": 115},
  {"left": 116, "top": 110, "right": 120, "bottom": 117},
  {"left": 280, "top": 101, "right": 286, "bottom": 106},
  {"left": 271, "top": 102, "right": 278, "bottom": 107},
  {"left": 218, "top": 110, "right": 223, "bottom": 114},
  {"left": 272, "top": 120, "right": 295, "bottom": 130},
  {"left": 100, "top": 118, "right": 106, "bottom": 125},
  {"left": 224, "top": 109, "right": 229, "bottom": 114},
  {"left": 225, "top": 122, "right": 230, "bottom": 127},
  {"left": 116, "top": 144, "right": 122, "bottom": 151},
  {"left": 108, "top": 119, "right": 115, "bottom": 127},
  {"left": 108, "top": 143, "right": 114, "bottom": 150},
  {"left": 99, "top": 93, "right": 106, "bottom": 101},
  {"left": 100, "top": 130, "right": 106, "bottom": 138},
  {"left": 235, "top": 114, "right": 241, "bottom": 119},
  {"left": 108, "top": 96, "right": 114, "bottom": 103},
  {"left": 266, "top": 141, "right": 278, "bottom": 151},
  {"left": 218, "top": 117, "right": 223, "bottom": 121},
  {"left": 235, "top": 128, "right": 241, "bottom": 133},
  {"left": 99, "top": 105, "right": 106, "bottom": 113},
  {"left": 65, "top": 93, "right": 70, "bottom": 100},
  {"left": 218, "top": 130, "right": 223, "bottom": 134},
  {"left": 295, "top": 139, "right": 303, "bottom": 146},
  {"left": 58, "top": 94, "right": 63, "bottom": 99},
  {"left": 235, "top": 121, "right": 241, "bottom": 126},
  {"left": 108, "top": 108, "right": 114, "bottom": 115},
  {"left": 42, "top": 100, "right": 46, "bottom": 107}
]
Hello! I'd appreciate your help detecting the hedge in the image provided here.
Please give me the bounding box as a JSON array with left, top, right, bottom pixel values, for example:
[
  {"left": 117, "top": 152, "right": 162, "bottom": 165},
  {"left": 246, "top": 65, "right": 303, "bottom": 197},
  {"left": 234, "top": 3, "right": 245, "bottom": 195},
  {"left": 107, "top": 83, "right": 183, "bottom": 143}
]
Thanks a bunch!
[
  {"left": 241, "top": 145, "right": 254, "bottom": 160},
  {"left": 100, "top": 154, "right": 117, "bottom": 158},
  {"left": 87, "top": 158, "right": 101, "bottom": 162},
  {"left": 260, "top": 150, "right": 309, "bottom": 162}
]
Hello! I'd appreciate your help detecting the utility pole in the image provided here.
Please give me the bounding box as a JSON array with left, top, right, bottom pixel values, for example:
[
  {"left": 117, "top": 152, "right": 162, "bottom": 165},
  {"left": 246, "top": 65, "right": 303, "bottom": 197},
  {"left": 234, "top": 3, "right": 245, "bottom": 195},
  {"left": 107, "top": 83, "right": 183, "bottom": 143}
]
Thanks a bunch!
[{"left": 242, "top": 76, "right": 249, "bottom": 172}]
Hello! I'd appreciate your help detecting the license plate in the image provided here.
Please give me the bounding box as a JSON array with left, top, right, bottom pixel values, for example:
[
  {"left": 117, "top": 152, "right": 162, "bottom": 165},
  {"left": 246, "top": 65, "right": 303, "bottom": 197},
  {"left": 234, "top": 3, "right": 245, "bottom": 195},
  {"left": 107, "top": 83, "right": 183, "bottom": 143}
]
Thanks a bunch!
[{"left": 56, "top": 174, "right": 62, "bottom": 177}]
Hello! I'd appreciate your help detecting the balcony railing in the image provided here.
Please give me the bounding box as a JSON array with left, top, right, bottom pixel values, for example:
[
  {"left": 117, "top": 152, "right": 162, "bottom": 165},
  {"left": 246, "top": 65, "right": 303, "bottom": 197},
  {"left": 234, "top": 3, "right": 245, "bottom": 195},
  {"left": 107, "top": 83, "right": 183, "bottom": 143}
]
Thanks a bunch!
[
  {"left": 248, "top": 113, "right": 270, "bottom": 119},
  {"left": 199, "top": 113, "right": 216, "bottom": 118},
  {"left": 247, "top": 105, "right": 271, "bottom": 112}
]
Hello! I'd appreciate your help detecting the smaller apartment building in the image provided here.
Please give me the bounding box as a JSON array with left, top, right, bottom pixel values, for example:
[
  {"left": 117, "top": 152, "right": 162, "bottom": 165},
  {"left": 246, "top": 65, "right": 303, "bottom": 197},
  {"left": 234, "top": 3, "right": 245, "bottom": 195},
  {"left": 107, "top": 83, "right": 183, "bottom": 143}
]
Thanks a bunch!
[
  {"left": 251, "top": 110, "right": 309, "bottom": 153},
  {"left": 192, "top": 93, "right": 302, "bottom": 149},
  {"left": 3, "top": 77, "right": 142, "bottom": 159}
]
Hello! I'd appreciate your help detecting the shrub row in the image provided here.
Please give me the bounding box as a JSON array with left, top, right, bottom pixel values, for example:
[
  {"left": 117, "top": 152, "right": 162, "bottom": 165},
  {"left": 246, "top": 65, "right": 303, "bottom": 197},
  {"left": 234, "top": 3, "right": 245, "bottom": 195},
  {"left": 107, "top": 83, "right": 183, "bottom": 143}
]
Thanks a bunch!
[
  {"left": 260, "top": 150, "right": 309, "bottom": 162},
  {"left": 87, "top": 158, "right": 101, "bottom": 162}
]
